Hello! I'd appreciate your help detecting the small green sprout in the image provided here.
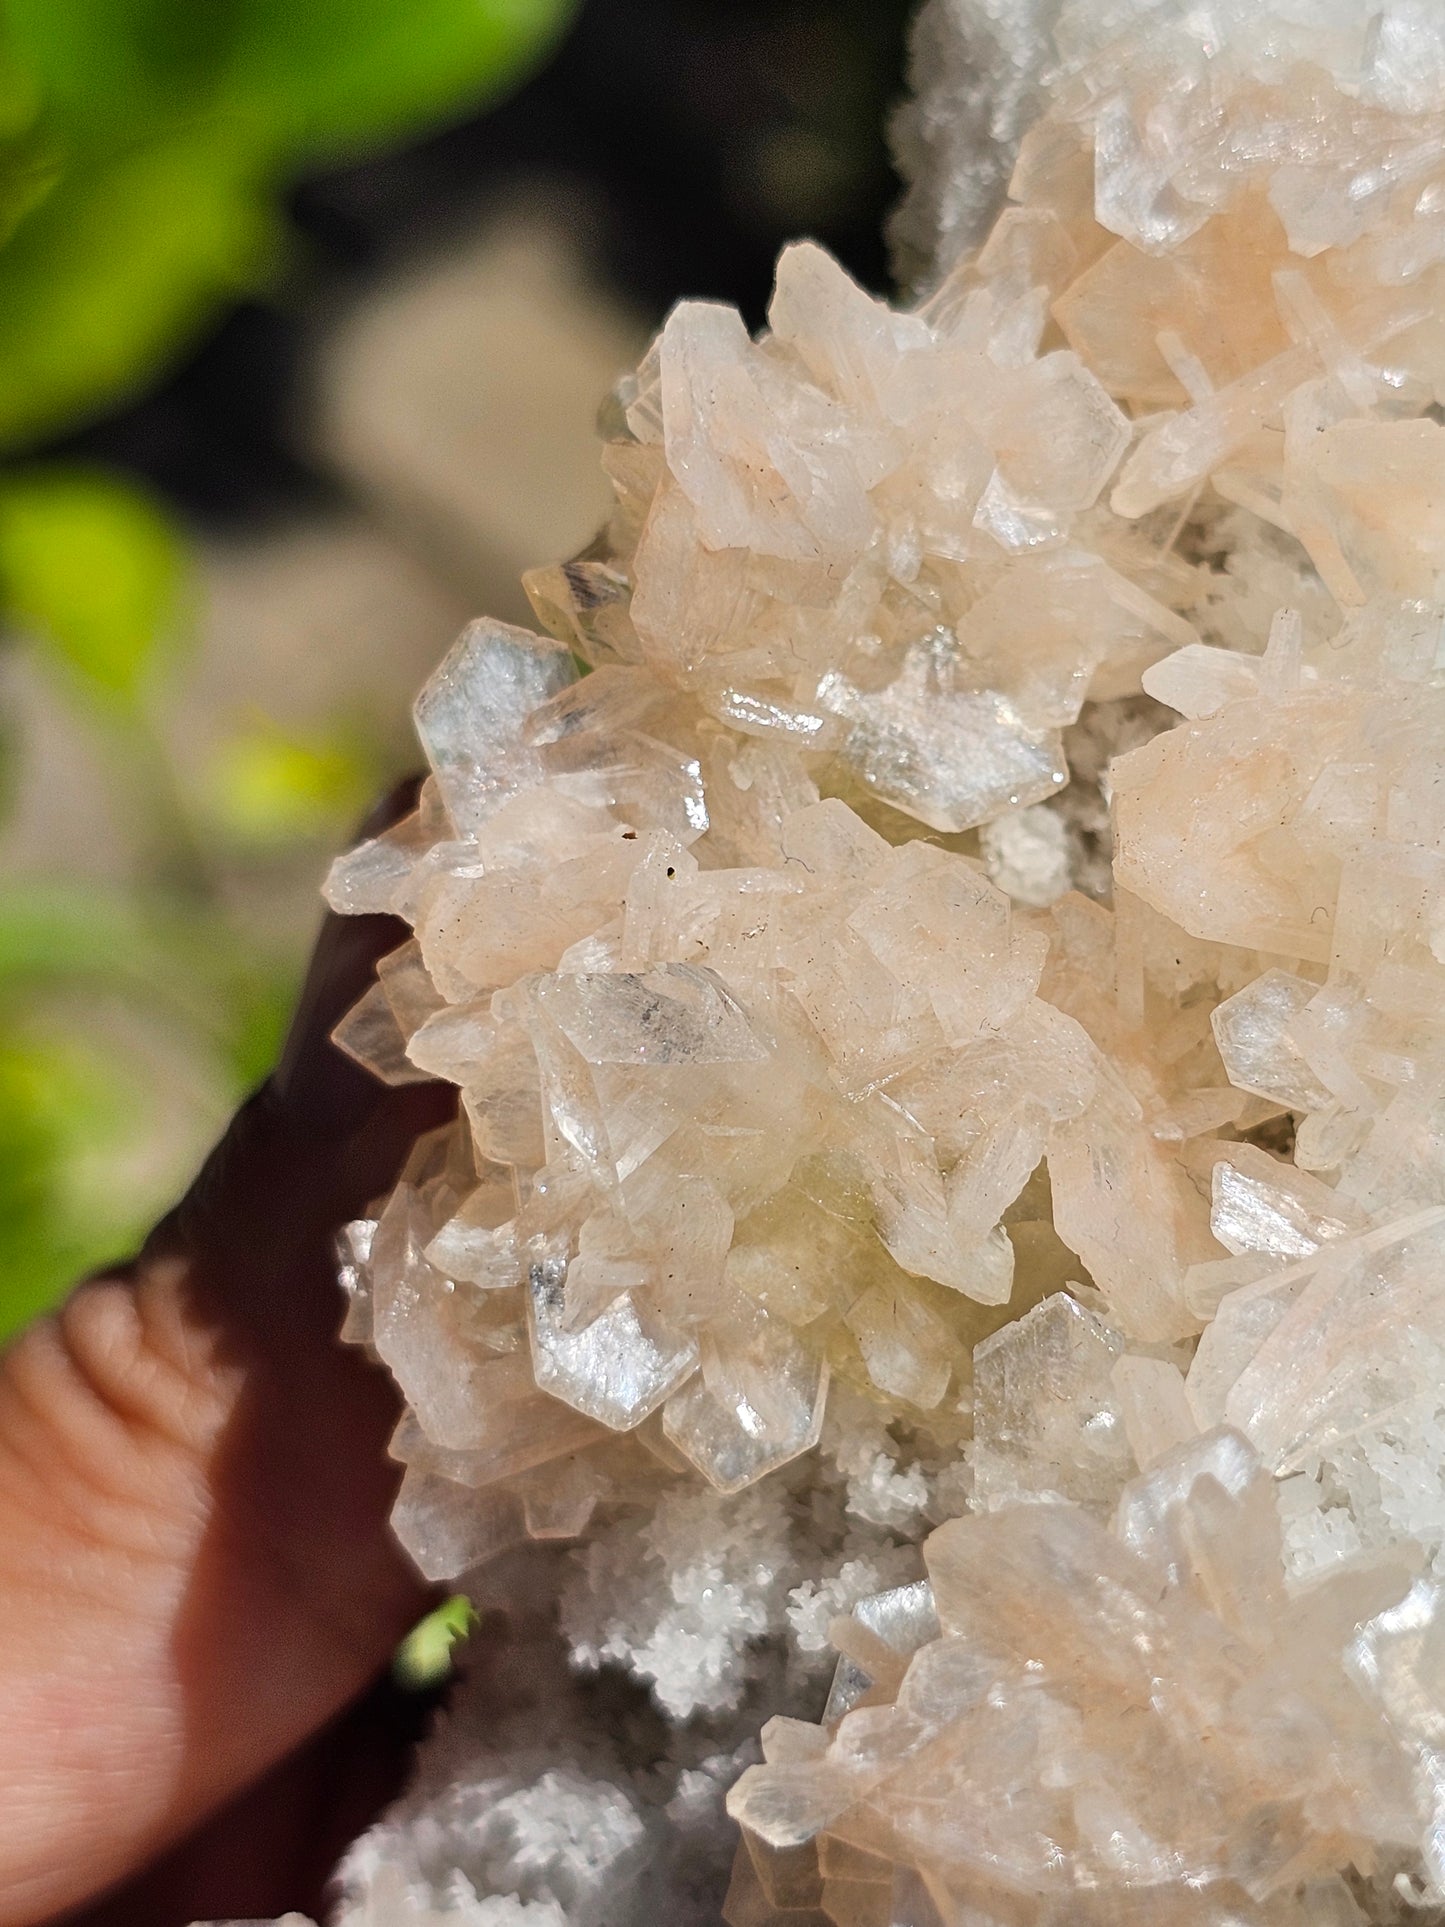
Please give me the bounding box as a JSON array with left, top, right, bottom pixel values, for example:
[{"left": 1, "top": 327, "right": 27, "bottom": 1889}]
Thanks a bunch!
[{"left": 393, "top": 1592, "right": 479, "bottom": 1689}]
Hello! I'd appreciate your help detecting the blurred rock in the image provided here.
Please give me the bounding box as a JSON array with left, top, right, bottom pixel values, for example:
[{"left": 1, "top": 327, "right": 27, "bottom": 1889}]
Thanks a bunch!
[{"left": 314, "top": 205, "right": 648, "bottom": 616}]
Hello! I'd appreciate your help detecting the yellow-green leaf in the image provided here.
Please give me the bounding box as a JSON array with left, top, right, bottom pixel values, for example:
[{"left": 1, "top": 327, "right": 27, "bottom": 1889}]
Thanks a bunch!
[
  {"left": 204, "top": 716, "right": 378, "bottom": 846},
  {"left": 0, "top": 466, "right": 191, "bottom": 705},
  {"left": 394, "top": 1594, "right": 479, "bottom": 1688},
  {"left": 217, "top": 0, "right": 578, "bottom": 167},
  {"left": 0, "top": 132, "right": 276, "bottom": 450}
]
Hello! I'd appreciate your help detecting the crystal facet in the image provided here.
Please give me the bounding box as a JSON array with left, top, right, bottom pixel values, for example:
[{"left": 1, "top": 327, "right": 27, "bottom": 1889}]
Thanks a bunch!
[{"left": 298, "top": 3, "right": 1445, "bottom": 1920}]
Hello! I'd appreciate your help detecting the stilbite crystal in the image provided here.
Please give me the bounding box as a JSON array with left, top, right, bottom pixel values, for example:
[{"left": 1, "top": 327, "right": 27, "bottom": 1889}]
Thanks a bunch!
[{"left": 242, "top": 0, "right": 1445, "bottom": 1921}]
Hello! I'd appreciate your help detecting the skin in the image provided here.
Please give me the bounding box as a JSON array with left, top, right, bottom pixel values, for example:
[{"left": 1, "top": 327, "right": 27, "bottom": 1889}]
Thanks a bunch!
[{"left": 0, "top": 787, "right": 456, "bottom": 1926}]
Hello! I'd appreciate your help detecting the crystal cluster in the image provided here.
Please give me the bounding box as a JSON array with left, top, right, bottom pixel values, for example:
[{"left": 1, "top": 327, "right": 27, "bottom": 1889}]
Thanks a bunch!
[{"left": 226, "top": 1, "right": 1445, "bottom": 1921}]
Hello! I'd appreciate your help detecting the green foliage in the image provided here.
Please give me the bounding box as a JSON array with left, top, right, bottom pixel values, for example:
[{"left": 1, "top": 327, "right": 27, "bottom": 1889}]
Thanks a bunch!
[
  {"left": 218, "top": 0, "right": 576, "bottom": 167},
  {"left": 0, "top": 139, "right": 277, "bottom": 451},
  {"left": 203, "top": 715, "right": 379, "bottom": 847},
  {"left": 0, "top": 1025, "right": 144, "bottom": 1336},
  {"left": 0, "top": 878, "right": 289, "bottom": 1045},
  {"left": 0, "top": 467, "right": 190, "bottom": 706},
  {"left": 0, "top": 0, "right": 579, "bottom": 1337},
  {"left": 0, "top": 0, "right": 577, "bottom": 448},
  {"left": 1, "top": 0, "right": 575, "bottom": 166},
  {"left": 0, "top": 879, "right": 302, "bottom": 1341},
  {"left": 394, "top": 1593, "right": 479, "bottom": 1689},
  {"left": 0, "top": 879, "right": 189, "bottom": 1000}
]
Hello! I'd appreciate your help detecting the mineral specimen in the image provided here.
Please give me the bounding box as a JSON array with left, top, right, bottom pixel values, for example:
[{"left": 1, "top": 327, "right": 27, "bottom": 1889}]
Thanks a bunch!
[{"left": 224, "top": 0, "right": 1445, "bottom": 1921}]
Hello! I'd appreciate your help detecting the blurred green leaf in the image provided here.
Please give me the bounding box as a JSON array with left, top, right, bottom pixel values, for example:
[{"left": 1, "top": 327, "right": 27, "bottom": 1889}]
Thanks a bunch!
[
  {"left": 221, "top": 961, "right": 294, "bottom": 1089},
  {"left": 0, "top": 1024, "right": 153, "bottom": 1339},
  {"left": 0, "top": 1033, "right": 95, "bottom": 1337},
  {"left": 0, "top": 0, "right": 576, "bottom": 448},
  {"left": 0, "top": 134, "right": 276, "bottom": 449},
  {"left": 0, "top": 880, "right": 179, "bottom": 994},
  {"left": 0, "top": 127, "right": 62, "bottom": 248},
  {"left": 0, "top": 0, "right": 577, "bottom": 170},
  {"left": 394, "top": 1593, "right": 478, "bottom": 1688},
  {"left": 0, "top": 879, "right": 296, "bottom": 1041},
  {"left": 218, "top": 0, "right": 577, "bottom": 167},
  {"left": 0, "top": 884, "right": 304, "bottom": 1335},
  {"left": 0, "top": 0, "right": 248, "bottom": 148},
  {"left": 0, "top": 466, "right": 191, "bottom": 704},
  {"left": 204, "top": 715, "right": 378, "bottom": 847}
]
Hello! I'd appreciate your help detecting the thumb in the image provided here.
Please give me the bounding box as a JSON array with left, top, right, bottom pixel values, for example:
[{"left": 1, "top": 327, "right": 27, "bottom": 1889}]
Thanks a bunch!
[{"left": 0, "top": 788, "right": 453, "bottom": 1926}]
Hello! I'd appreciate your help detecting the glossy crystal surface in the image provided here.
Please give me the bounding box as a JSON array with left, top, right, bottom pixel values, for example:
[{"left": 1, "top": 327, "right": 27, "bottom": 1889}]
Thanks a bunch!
[{"left": 274, "top": 3, "right": 1445, "bottom": 1919}]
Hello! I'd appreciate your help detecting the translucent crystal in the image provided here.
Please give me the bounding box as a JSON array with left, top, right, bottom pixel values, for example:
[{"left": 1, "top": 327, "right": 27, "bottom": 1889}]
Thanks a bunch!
[
  {"left": 1190, "top": 1207, "right": 1445, "bottom": 1478},
  {"left": 306, "top": 1, "right": 1445, "bottom": 1918},
  {"left": 413, "top": 617, "right": 577, "bottom": 835},
  {"left": 1209, "top": 969, "right": 1340, "bottom": 1118},
  {"left": 528, "top": 1260, "right": 699, "bottom": 1433},
  {"left": 1208, "top": 1144, "right": 1361, "bottom": 1261},
  {"left": 533, "top": 965, "right": 769, "bottom": 1068},
  {"left": 972, "top": 1292, "right": 1134, "bottom": 1511},
  {"left": 816, "top": 641, "right": 1068, "bottom": 834},
  {"left": 662, "top": 1305, "right": 828, "bottom": 1494},
  {"left": 729, "top": 1432, "right": 1422, "bottom": 1914},
  {"left": 331, "top": 980, "right": 435, "bottom": 1087}
]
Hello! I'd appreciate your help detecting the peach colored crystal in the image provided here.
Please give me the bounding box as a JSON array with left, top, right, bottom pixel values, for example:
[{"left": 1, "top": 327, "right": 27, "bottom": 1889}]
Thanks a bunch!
[{"left": 314, "top": 2, "right": 1445, "bottom": 1918}]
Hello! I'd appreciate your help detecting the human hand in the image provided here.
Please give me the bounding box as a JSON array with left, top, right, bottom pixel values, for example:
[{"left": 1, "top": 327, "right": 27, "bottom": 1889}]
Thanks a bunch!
[{"left": 0, "top": 787, "right": 456, "bottom": 1927}]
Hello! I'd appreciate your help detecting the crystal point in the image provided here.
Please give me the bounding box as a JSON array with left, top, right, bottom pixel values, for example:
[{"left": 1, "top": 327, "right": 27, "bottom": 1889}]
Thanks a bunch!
[{"left": 311, "top": 4, "right": 1445, "bottom": 1918}]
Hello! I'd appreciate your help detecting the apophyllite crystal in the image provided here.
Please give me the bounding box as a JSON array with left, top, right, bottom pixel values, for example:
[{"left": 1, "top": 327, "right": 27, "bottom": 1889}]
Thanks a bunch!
[{"left": 221, "top": 2, "right": 1445, "bottom": 1923}]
